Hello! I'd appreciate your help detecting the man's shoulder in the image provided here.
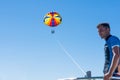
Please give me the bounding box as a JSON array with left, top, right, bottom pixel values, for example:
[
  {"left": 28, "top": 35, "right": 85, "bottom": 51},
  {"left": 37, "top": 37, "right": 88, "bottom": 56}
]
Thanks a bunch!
[
  {"left": 108, "top": 35, "right": 120, "bottom": 47},
  {"left": 109, "top": 35, "right": 120, "bottom": 41}
]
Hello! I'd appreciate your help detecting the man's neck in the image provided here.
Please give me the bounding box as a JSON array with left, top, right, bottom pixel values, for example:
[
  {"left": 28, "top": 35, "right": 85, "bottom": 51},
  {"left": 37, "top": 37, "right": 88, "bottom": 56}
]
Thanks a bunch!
[{"left": 105, "top": 34, "right": 111, "bottom": 41}]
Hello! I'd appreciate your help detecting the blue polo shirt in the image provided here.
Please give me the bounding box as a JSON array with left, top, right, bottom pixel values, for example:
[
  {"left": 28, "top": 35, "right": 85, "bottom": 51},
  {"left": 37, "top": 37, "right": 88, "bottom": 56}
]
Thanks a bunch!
[{"left": 103, "top": 35, "right": 120, "bottom": 76}]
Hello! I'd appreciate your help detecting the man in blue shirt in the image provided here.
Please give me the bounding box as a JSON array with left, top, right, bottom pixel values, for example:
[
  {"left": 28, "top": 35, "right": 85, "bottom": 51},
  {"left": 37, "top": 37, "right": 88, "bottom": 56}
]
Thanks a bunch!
[{"left": 97, "top": 23, "right": 120, "bottom": 80}]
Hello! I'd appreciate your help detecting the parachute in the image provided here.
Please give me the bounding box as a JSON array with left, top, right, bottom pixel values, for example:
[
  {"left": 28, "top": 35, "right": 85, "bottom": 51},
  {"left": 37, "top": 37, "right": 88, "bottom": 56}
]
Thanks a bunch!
[
  {"left": 43, "top": 11, "right": 62, "bottom": 34},
  {"left": 43, "top": 12, "right": 86, "bottom": 76}
]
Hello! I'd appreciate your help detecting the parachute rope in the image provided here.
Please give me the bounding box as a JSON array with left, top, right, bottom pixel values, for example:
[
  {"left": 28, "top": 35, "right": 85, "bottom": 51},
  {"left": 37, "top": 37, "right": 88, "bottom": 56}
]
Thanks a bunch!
[{"left": 53, "top": 35, "right": 86, "bottom": 76}]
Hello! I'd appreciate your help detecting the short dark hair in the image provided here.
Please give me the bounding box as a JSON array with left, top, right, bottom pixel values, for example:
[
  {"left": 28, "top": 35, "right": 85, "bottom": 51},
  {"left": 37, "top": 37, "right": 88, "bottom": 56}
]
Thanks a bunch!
[{"left": 97, "top": 23, "right": 110, "bottom": 28}]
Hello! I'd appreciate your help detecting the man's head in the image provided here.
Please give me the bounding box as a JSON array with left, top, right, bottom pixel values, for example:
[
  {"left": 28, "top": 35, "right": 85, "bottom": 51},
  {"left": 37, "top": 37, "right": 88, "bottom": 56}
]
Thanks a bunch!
[{"left": 97, "top": 23, "right": 111, "bottom": 39}]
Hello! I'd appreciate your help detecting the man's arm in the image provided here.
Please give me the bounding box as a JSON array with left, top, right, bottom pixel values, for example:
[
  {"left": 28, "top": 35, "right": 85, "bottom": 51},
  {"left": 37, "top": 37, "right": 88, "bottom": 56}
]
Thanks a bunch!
[{"left": 105, "top": 46, "right": 120, "bottom": 77}]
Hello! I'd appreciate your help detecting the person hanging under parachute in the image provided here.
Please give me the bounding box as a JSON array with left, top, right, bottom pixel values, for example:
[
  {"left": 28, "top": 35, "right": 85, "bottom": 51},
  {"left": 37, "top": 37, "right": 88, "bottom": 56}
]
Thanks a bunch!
[{"left": 43, "top": 11, "right": 62, "bottom": 34}]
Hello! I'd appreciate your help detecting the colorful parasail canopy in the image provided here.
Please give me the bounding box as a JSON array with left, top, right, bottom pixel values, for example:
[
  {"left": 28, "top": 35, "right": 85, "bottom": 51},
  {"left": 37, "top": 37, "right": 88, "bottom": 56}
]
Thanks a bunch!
[{"left": 43, "top": 12, "right": 62, "bottom": 27}]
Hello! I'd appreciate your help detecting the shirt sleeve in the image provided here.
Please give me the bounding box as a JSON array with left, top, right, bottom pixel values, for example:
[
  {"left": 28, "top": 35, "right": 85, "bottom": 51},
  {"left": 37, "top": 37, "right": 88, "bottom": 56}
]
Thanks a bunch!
[{"left": 110, "top": 37, "right": 120, "bottom": 48}]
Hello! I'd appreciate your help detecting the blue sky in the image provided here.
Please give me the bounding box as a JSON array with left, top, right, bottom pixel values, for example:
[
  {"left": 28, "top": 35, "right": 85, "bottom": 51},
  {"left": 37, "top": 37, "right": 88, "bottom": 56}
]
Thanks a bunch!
[{"left": 0, "top": 0, "right": 120, "bottom": 80}]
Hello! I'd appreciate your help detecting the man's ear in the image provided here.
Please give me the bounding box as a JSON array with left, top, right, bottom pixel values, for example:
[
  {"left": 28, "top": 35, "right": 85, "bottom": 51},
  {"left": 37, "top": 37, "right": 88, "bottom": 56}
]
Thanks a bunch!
[{"left": 107, "top": 28, "right": 110, "bottom": 32}]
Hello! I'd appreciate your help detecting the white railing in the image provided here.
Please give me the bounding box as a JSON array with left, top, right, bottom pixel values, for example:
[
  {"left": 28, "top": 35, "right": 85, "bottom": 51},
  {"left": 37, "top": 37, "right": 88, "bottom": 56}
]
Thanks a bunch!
[{"left": 58, "top": 76, "right": 120, "bottom": 80}]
